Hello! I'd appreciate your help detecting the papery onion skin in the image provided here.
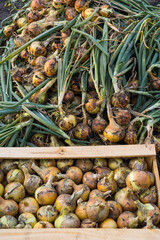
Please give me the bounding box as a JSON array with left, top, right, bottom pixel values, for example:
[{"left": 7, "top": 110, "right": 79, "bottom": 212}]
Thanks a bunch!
[
  {"left": 81, "top": 219, "right": 98, "bottom": 228},
  {"left": 140, "top": 186, "right": 157, "bottom": 204},
  {"left": 117, "top": 211, "right": 138, "bottom": 228},
  {"left": 58, "top": 115, "right": 77, "bottom": 131},
  {"left": 107, "top": 201, "right": 123, "bottom": 220},
  {"left": 44, "top": 59, "right": 58, "bottom": 77},
  {"left": 73, "top": 123, "right": 91, "bottom": 140},
  {"left": 112, "top": 91, "right": 130, "bottom": 108}
]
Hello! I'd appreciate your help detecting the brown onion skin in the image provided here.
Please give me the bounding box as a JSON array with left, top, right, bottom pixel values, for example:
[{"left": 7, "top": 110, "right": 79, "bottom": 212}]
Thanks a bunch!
[
  {"left": 75, "top": 201, "right": 87, "bottom": 220},
  {"left": 73, "top": 123, "right": 92, "bottom": 140},
  {"left": 75, "top": 159, "right": 93, "bottom": 173},
  {"left": 107, "top": 201, "right": 122, "bottom": 220},
  {"left": 129, "top": 158, "right": 147, "bottom": 171},
  {"left": 94, "top": 167, "right": 111, "bottom": 178},
  {"left": 70, "top": 76, "right": 81, "bottom": 94},
  {"left": 115, "top": 187, "right": 138, "bottom": 212},
  {"left": 58, "top": 166, "right": 83, "bottom": 184},
  {"left": 140, "top": 186, "right": 157, "bottom": 204},
  {"left": 54, "top": 194, "right": 72, "bottom": 213},
  {"left": 114, "top": 167, "right": 131, "bottom": 188},
  {"left": 115, "top": 109, "right": 131, "bottom": 126},
  {"left": 81, "top": 219, "right": 98, "bottom": 228},
  {"left": 65, "top": 7, "right": 78, "bottom": 21},
  {"left": 126, "top": 170, "right": 151, "bottom": 193},
  {"left": 64, "top": 90, "right": 75, "bottom": 103},
  {"left": 35, "top": 56, "right": 47, "bottom": 69},
  {"left": 97, "top": 176, "right": 117, "bottom": 195},
  {"left": 86, "top": 198, "right": 109, "bottom": 222},
  {"left": 30, "top": 0, "right": 44, "bottom": 10},
  {"left": 44, "top": 59, "right": 58, "bottom": 77},
  {"left": 0, "top": 197, "right": 18, "bottom": 217},
  {"left": 73, "top": 183, "right": 90, "bottom": 201},
  {"left": 19, "top": 197, "right": 39, "bottom": 215},
  {"left": 11, "top": 67, "right": 26, "bottom": 83},
  {"left": 4, "top": 182, "right": 26, "bottom": 203},
  {"left": 82, "top": 172, "right": 98, "bottom": 190},
  {"left": 112, "top": 91, "right": 130, "bottom": 108},
  {"left": 1, "top": 160, "right": 17, "bottom": 174},
  {"left": 148, "top": 172, "right": 155, "bottom": 186},
  {"left": 56, "top": 159, "right": 74, "bottom": 173},
  {"left": 54, "top": 179, "right": 74, "bottom": 195},
  {"left": 117, "top": 211, "right": 138, "bottom": 228},
  {"left": 27, "top": 11, "right": 42, "bottom": 23},
  {"left": 75, "top": 47, "right": 90, "bottom": 63},
  {"left": 27, "top": 22, "right": 41, "bottom": 37},
  {"left": 37, "top": 205, "right": 58, "bottom": 223},
  {"left": 89, "top": 189, "right": 110, "bottom": 200},
  {"left": 92, "top": 116, "right": 107, "bottom": 135},
  {"left": 63, "top": 0, "right": 76, "bottom": 7}
]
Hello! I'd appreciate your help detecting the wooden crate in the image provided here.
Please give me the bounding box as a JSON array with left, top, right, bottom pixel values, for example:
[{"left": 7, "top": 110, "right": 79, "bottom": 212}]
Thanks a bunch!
[{"left": 0, "top": 144, "right": 160, "bottom": 240}]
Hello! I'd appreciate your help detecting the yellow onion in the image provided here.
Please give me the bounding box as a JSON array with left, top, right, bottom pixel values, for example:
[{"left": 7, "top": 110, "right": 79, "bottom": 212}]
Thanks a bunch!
[
  {"left": 117, "top": 211, "right": 138, "bottom": 228},
  {"left": 143, "top": 217, "right": 159, "bottom": 229},
  {"left": 82, "top": 8, "right": 99, "bottom": 21},
  {"left": 55, "top": 207, "right": 80, "bottom": 228},
  {"left": 32, "top": 71, "right": 46, "bottom": 86},
  {"left": 27, "top": 10, "right": 42, "bottom": 23},
  {"left": 75, "top": 201, "right": 88, "bottom": 220},
  {"left": 81, "top": 219, "right": 97, "bottom": 228},
  {"left": 97, "top": 172, "right": 117, "bottom": 195},
  {"left": 58, "top": 114, "right": 77, "bottom": 131},
  {"left": 100, "top": 219, "right": 117, "bottom": 228},
  {"left": 34, "top": 221, "right": 53, "bottom": 228},
  {"left": 0, "top": 215, "right": 17, "bottom": 229},
  {"left": 94, "top": 158, "right": 107, "bottom": 168},
  {"left": 89, "top": 189, "right": 111, "bottom": 200},
  {"left": 56, "top": 166, "right": 82, "bottom": 184},
  {"left": 112, "top": 91, "right": 130, "bottom": 108},
  {"left": 18, "top": 159, "right": 38, "bottom": 174},
  {"left": 63, "top": 0, "right": 76, "bottom": 7},
  {"left": 4, "top": 182, "right": 25, "bottom": 203},
  {"left": 37, "top": 205, "right": 58, "bottom": 223},
  {"left": 53, "top": 179, "right": 74, "bottom": 195},
  {"left": 31, "top": 0, "right": 45, "bottom": 10},
  {"left": 85, "top": 98, "right": 102, "bottom": 115},
  {"left": 92, "top": 115, "right": 107, "bottom": 135},
  {"left": 115, "top": 187, "right": 138, "bottom": 212},
  {"left": 35, "top": 175, "right": 57, "bottom": 205},
  {"left": 0, "top": 197, "right": 18, "bottom": 217},
  {"left": 20, "top": 49, "right": 28, "bottom": 60},
  {"left": 73, "top": 183, "right": 90, "bottom": 201},
  {"left": 0, "top": 184, "right": 4, "bottom": 197},
  {"left": 19, "top": 197, "right": 39, "bottom": 215},
  {"left": 16, "top": 17, "right": 27, "bottom": 29},
  {"left": 103, "top": 101, "right": 125, "bottom": 143},
  {"left": 16, "top": 213, "right": 37, "bottom": 229},
  {"left": 126, "top": 170, "right": 152, "bottom": 193},
  {"left": 75, "top": 159, "right": 93, "bottom": 173},
  {"left": 107, "top": 201, "right": 122, "bottom": 220},
  {"left": 129, "top": 157, "right": 147, "bottom": 171},
  {"left": 11, "top": 67, "right": 27, "bottom": 83},
  {"left": 135, "top": 200, "right": 160, "bottom": 225},
  {"left": 27, "top": 22, "right": 42, "bottom": 37},
  {"left": 65, "top": 7, "right": 78, "bottom": 21},
  {"left": 99, "top": 5, "right": 114, "bottom": 18},
  {"left": 29, "top": 41, "right": 46, "bottom": 57},
  {"left": 108, "top": 158, "right": 123, "bottom": 170},
  {"left": 52, "top": 0, "right": 63, "bottom": 9},
  {"left": 75, "top": 0, "right": 90, "bottom": 13},
  {"left": 140, "top": 186, "right": 157, "bottom": 204},
  {"left": 3, "top": 23, "right": 16, "bottom": 38},
  {"left": 1, "top": 160, "right": 17, "bottom": 174},
  {"left": 114, "top": 167, "right": 131, "bottom": 188},
  {"left": 124, "top": 124, "right": 137, "bottom": 144},
  {"left": 94, "top": 166, "right": 111, "bottom": 178},
  {"left": 148, "top": 67, "right": 160, "bottom": 90},
  {"left": 82, "top": 172, "right": 99, "bottom": 190},
  {"left": 73, "top": 123, "right": 91, "bottom": 140},
  {"left": 56, "top": 159, "right": 74, "bottom": 173},
  {"left": 86, "top": 198, "right": 109, "bottom": 222},
  {"left": 34, "top": 56, "right": 47, "bottom": 69},
  {"left": 40, "top": 159, "right": 56, "bottom": 168},
  {"left": 64, "top": 90, "right": 75, "bottom": 103},
  {"left": 44, "top": 58, "right": 58, "bottom": 77},
  {"left": 128, "top": 78, "right": 139, "bottom": 91},
  {"left": 31, "top": 133, "right": 46, "bottom": 146},
  {"left": 13, "top": 29, "right": 31, "bottom": 47},
  {"left": 115, "top": 109, "right": 131, "bottom": 126}
]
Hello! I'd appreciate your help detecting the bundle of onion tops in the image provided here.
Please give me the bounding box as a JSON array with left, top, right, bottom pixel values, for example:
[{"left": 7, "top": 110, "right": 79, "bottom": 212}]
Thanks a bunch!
[
  {"left": 0, "top": 157, "right": 159, "bottom": 229},
  {"left": 0, "top": 0, "right": 160, "bottom": 149}
]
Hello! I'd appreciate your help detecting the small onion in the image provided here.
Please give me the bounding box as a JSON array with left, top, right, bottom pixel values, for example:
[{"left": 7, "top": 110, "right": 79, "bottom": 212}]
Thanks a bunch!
[
  {"left": 44, "top": 58, "right": 58, "bottom": 77},
  {"left": 73, "top": 123, "right": 92, "bottom": 140},
  {"left": 31, "top": 0, "right": 45, "bottom": 10},
  {"left": 112, "top": 91, "right": 130, "bottom": 108},
  {"left": 75, "top": 159, "right": 93, "bottom": 173},
  {"left": 65, "top": 7, "right": 78, "bottom": 21},
  {"left": 27, "top": 10, "right": 42, "bottom": 23},
  {"left": 82, "top": 8, "right": 99, "bottom": 21},
  {"left": 56, "top": 159, "right": 74, "bottom": 173},
  {"left": 0, "top": 215, "right": 17, "bottom": 229},
  {"left": 75, "top": 201, "right": 88, "bottom": 220},
  {"left": 37, "top": 205, "right": 58, "bottom": 223},
  {"left": 19, "top": 197, "right": 39, "bottom": 215},
  {"left": 140, "top": 186, "right": 157, "bottom": 204},
  {"left": 56, "top": 166, "right": 83, "bottom": 184},
  {"left": 117, "top": 211, "right": 138, "bottom": 228},
  {"left": 100, "top": 219, "right": 117, "bottom": 228},
  {"left": 107, "top": 201, "right": 122, "bottom": 220},
  {"left": 129, "top": 157, "right": 147, "bottom": 171},
  {"left": 3, "top": 24, "right": 16, "bottom": 38},
  {"left": 75, "top": 0, "right": 90, "bottom": 13},
  {"left": 115, "top": 109, "right": 131, "bottom": 126},
  {"left": 92, "top": 115, "right": 107, "bottom": 135},
  {"left": 82, "top": 172, "right": 99, "bottom": 190},
  {"left": 4, "top": 182, "right": 25, "bottom": 203},
  {"left": 81, "top": 219, "right": 98, "bottom": 228},
  {"left": 114, "top": 167, "right": 131, "bottom": 188},
  {"left": 34, "top": 221, "right": 53, "bottom": 228},
  {"left": 32, "top": 71, "right": 46, "bottom": 86},
  {"left": 29, "top": 41, "right": 46, "bottom": 57},
  {"left": 99, "top": 5, "right": 114, "bottom": 18},
  {"left": 16, "top": 213, "right": 37, "bottom": 229},
  {"left": 58, "top": 115, "right": 77, "bottom": 131}
]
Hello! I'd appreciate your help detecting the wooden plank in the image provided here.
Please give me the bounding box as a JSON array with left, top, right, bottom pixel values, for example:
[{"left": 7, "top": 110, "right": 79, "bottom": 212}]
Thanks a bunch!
[
  {"left": 0, "top": 229, "right": 160, "bottom": 240},
  {"left": 0, "top": 144, "right": 156, "bottom": 159},
  {"left": 152, "top": 156, "right": 160, "bottom": 208}
]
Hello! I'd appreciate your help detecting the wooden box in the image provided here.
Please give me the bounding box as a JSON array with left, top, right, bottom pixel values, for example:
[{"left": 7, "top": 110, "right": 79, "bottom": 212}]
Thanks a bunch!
[{"left": 0, "top": 144, "right": 160, "bottom": 240}]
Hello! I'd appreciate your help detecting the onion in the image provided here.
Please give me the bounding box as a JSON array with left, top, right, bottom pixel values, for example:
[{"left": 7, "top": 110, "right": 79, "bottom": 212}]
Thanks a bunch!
[
  {"left": 55, "top": 207, "right": 80, "bottom": 228},
  {"left": 112, "top": 91, "right": 130, "bottom": 108},
  {"left": 70, "top": 76, "right": 81, "bottom": 94},
  {"left": 63, "top": 0, "right": 76, "bottom": 7},
  {"left": 0, "top": 215, "right": 17, "bottom": 229},
  {"left": 128, "top": 78, "right": 139, "bottom": 91},
  {"left": 58, "top": 115, "right": 77, "bottom": 131},
  {"left": 115, "top": 109, "right": 131, "bottom": 126},
  {"left": 99, "top": 5, "right": 114, "bottom": 18},
  {"left": 97, "top": 172, "right": 117, "bottom": 195},
  {"left": 86, "top": 198, "right": 109, "bottom": 222},
  {"left": 140, "top": 186, "right": 157, "bottom": 204},
  {"left": 31, "top": 133, "right": 46, "bottom": 146},
  {"left": 75, "top": 201, "right": 88, "bottom": 220},
  {"left": 129, "top": 157, "right": 147, "bottom": 171},
  {"left": 6, "top": 169, "right": 24, "bottom": 184},
  {"left": 89, "top": 189, "right": 111, "bottom": 200},
  {"left": 0, "top": 184, "right": 4, "bottom": 197},
  {"left": 108, "top": 158, "right": 123, "bottom": 170},
  {"left": 1, "top": 160, "right": 17, "bottom": 174},
  {"left": 13, "top": 29, "right": 31, "bottom": 47},
  {"left": 92, "top": 115, "right": 107, "bottom": 135},
  {"left": 21, "top": 165, "right": 42, "bottom": 195},
  {"left": 56, "top": 166, "right": 83, "bottom": 184},
  {"left": 126, "top": 170, "right": 151, "bottom": 193},
  {"left": 94, "top": 158, "right": 107, "bottom": 168},
  {"left": 16, "top": 17, "right": 27, "bottom": 29},
  {"left": 11, "top": 67, "right": 27, "bottom": 83},
  {"left": 143, "top": 217, "right": 159, "bottom": 229},
  {"left": 31, "top": 0, "right": 45, "bottom": 10},
  {"left": 124, "top": 124, "right": 137, "bottom": 144},
  {"left": 29, "top": 41, "right": 46, "bottom": 57},
  {"left": 114, "top": 167, "right": 131, "bottom": 188},
  {"left": 73, "top": 183, "right": 90, "bottom": 201},
  {"left": 100, "top": 219, "right": 117, "bottom": 228},
  {"left": 44, "top": 58, "right": 58, "bottom": 77},
  {"left": 53, "top": 179, "right": 74, "bottom": 195},
  {"left": 3, "top": 24, "right": 16, "bottom": 38},
  {"left": 82, "top": 172, "right": 99, "bottom": 190},
  {"left": 115, "top": 187, "right": 137, "bottom": 212},
  {"left": 34, "top": 221, "right": 53, "bottom": 228},
  {"left": 103, "top": 101, "right": 125, "bottom": 143},
  {"left": 37, "top": 205, "right": 58, "bottom": 222},
  {"left": 107, "top": 201, "right": 122, "bottom": 220},
  {"left": 0, "top": 170, "right": 4, "bottom": 183},
  {"left": 56, "top": 159, "right": 74, "bottom": 173},
  {"left": 4, "top": 182, "right": 25, "bottom": 203},
  {"left": 40, "top": 159, "right": 56, "bottom": 168},
  {"left": 148, "top": 68, "right": 160, "bottom": 90},
  {"left": 20, "top": 49, "right": 28, "bottom": 60},
  {"left": 148, "top": 172, "right": 155, "bottom": 186},
  {"left": 18, "top": 159, "right": 37, "bottom": 174},
  {"left": 31, "top": 162, "right": 61, "bottom": 183},
  {"left": 82, "top": 8, "right": 99, "bottom": 21},
  {"left": 64, "top": 90, "right": 75, "bottom": 103},
  {"left": 65, "top": 7, "right": 78, "bottom": 21},
  {"left": 117, "top": 211, "right": 138, "bottom": 228},
  {"left": 35, "top": 175, "right": 57, "bottom": 205},
  {"left": 75, "top": 0, "right": 90, "bottom": 13},
  {"left": 32, "top": 71, "right": 46, "bottom": 86},
  {"left": 74, "top": 122, "right": 92, "bottom": 140},
  {"left": 16, "top": 213, "right": 37, "bottom": 229},
  {"left": 0, "top": 197, "right": 18, "bottom": 217},
  {"left": 52, "top": 0, "right": 64, "bottom": 9},
  {"left": 74, "top": 42, "right": 90, "bottom": 63},
  {"left": 135, "top": 200, "right": 160, "bottom": 225},
  {"left": 81, "top": 219, "right": 98, "bottom": 228},
  {"left": 19, "top": 197, "right": 39, "bottom": 215},
  {"left": 94, "top": 167, "right": 111, "bottom": 178},
  {"left": 27, "top": 10, "right": 42, "bottom": 23},
  {"left": 75, "top": 159, "right": 93, "bottom": 173}
]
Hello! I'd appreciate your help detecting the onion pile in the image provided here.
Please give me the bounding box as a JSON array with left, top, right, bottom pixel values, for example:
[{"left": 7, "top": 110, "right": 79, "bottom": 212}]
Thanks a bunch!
[{"left": 0, "top": 156, "right": 159, "bottom": 229}]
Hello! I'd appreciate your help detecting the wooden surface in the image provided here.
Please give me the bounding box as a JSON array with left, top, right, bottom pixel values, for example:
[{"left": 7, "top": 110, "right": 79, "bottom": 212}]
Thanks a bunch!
[
  {"left": 0, "top": 144, "right": 156, "bottom": 159},
  {"left": 0, "top": 229, "right": 160, "bottom": 240}
]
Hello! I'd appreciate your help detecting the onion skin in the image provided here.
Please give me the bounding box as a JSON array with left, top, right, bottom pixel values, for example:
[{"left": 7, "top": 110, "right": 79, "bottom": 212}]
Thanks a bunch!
[
  {"left": 56, "top": 159, "right": 74, "bottom": 173},
  {"left": 16, "top": 213, "right": 37, "bottom": 229},
  {"left": 65, "top": 7, "right": 78, "bottom": 21},
  {"left": 117, "top": 211, "right": 139, "bottom": 228},
  {"left": 6, "top": 169, "right": 24, "bottom": 184},
  {"left": 11, "top": 67, "right": 26, "bottom": 83},
  {"left": 99, "top": 5, "right": 114, "bottom": 18},
  {"left": 32, "top": 71, "right": 46, "bottom": 86},
  {"left": 114, "top": 167, "right": 131, "bottom": 188},
  {"left": 107, "top": 201, "right": 122, "bottom": 220},
  {"left": 0, "top": 215, "right": 17, "bottom": 229},
  {"left": 94, "top": 158, "right": 107, "bottom": 168},
  {"left": 19, "top": 197, "right": 39, "bottom": 215},
  {"left": 126, "top": 170, "right": 151, "bottom": 193},
  {"left": 75, "top": 0, "right": 90, "bottom": 13},
  {"left": 75, "top": 159, "right": 93, "bottom": 173},
  {"left": 74, "top": 46, "right": 90, "bottom": 63},
  {"left": 4, "top": 182, "right": 26, "bottom": 203},
  {"left": 115, "top": 109, "right": 131, "bottom": 126},
  {"left": 55, "top": 211, "right": 80, "bottom": 228},
  {"left": 1, "top": 160, "right": 17, "bottom": 174},
  {"left": 73, "top": 123, "right": 91, "bottom": 140},
  {"left": 0, "top": 197, "right": 18, "bottom": 217},
  {"left": 73, "top": 183, "right": 90, "bottom": 201},
  {"left": 31, "top": 0, "right": 44, "bottom": 10},
  {"left": 0, "top": 170, "right": 4, "bottom": 183},
  {"left": 3, "top": 24, "right": 16, "bottom": 38},
  {"left": 89, "top": 189, "right": 111, "bottom": 200},
  {"left": 81, "top": 219, "right": 98, "bottom": 228},
  {"left": 58, "top": 115, "right": 77, "bottom": 131},
  {"left": 44, "top": 58, "right": 58, "bottom": 77},
  {"left": 115, "top": 187, "right": 138, "bottom": 212},
  {"left": 27, "top": 11, "right": 42, "bottom": 23},
  {"left": 112, "top": 91, "right": 130, "bottom": 108},
  {"left": 37, "top": 205, "right": 58, "bottom": 223},
  {"left": 53, "top": 179, "right": 74, "bottom": 195},
  {"left": 0, "top": 184, "right": 4, "bottom": 197},
  {"left": 124, "top": 124, "right": 137, "bottom": 144},
  {"left": 108, "top": 158, "right": 123, "bottom": 170},
  {"left": 85, "top": 98, "right": 101, "bottom": 115},
  {"left": 82, "top": 8, "right": 99, "bottom": 21},
  {"left": 97, "top": 172, "right": 117, "bottom": 195},
  {"left": 64, "top": 90, "right": 75, "bottom": 103},
  {"left": 75, "top": 201, "right": 88, "bottom": 220},
  {"left": 92, "top": 116, "right": 107, "bottom": 135},
  {"left": 129, "top": 158, "right": 147, "bottom": 171},
  {"left": 82, "top": 172, "right": 98, "bottom": 190},
  {"left": 100, "top": 219, "right": 117, "bottom": 228},
  {"left": 86, "top": 198, "right": 109, "bottom": 222},
  {"left": 140, "top": 186, "right": 157, "bottom": 204},
  {"left": 34, "top": 221, "right": 53, "bottom": 228},
  {"left": 57, "top": 166, "right": 83, "bottom": 184}
]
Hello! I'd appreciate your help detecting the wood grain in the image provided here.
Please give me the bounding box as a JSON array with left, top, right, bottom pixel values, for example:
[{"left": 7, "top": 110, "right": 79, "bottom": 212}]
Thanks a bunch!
[
  {"left": 0, "top": 229, "right": 160, "bottom": 240},
  {"left": 0, "top": 144, "right": 156, "bottom": 159}
]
